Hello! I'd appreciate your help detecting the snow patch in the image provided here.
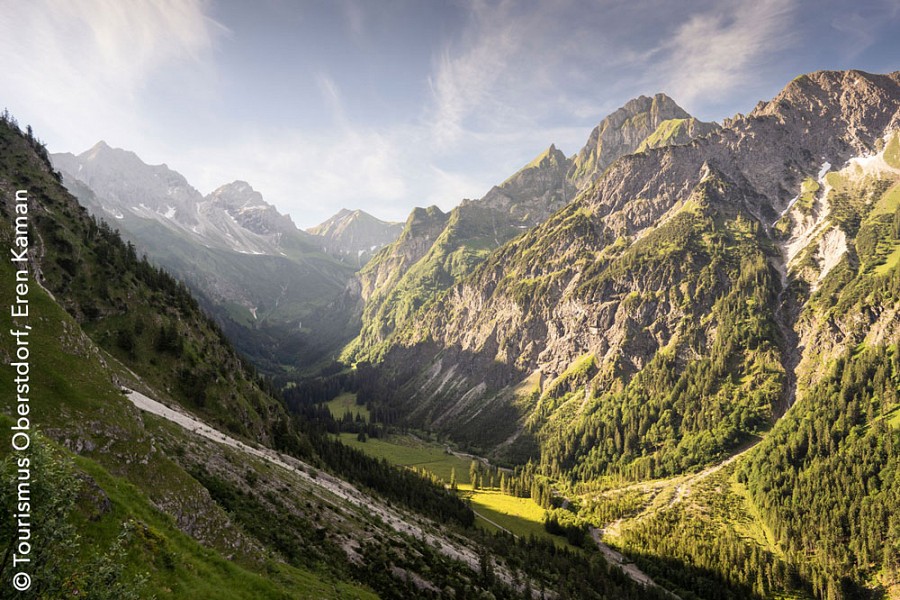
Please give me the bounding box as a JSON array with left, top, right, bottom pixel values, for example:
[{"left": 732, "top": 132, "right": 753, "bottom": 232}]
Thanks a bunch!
[
  {"left": 776, "top": 194, "right": 800, "bottom": 222},
  {"left": 817, "top": 161, "right": 831, "bottom": 183},
  {"left": 163, "top": 205, "right": 176, "bottom": 219}
]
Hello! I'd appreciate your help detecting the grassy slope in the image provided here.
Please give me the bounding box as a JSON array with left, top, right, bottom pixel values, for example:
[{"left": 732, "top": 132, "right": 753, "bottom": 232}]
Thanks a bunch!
[
  {"left": 337, "top": 432, "right": 471, "bottom": 484},
  {"left": 327, "top": 392, "right": 370, "bottom": 422},
  {"left": 0, "top": 118, "right": 292, "bottom": 445},
  {"left": 0, "top": 256, "right": 376, "bottom": 598},
  {"left": 336, "top": 433, "right": 585, "bottom": 551}
]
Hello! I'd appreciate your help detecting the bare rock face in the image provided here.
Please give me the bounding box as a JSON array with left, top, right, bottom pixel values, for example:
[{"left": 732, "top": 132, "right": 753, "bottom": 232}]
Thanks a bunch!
[
  {"left": 368, "top": 69, "right": 900, "bottom": 459},
  {"left": 52, "top": 146, "right": 313, "bottom": 256},
  {"left": 208, "top": 180, "right": 298, "bottom": 237},
  {"left": 347, "top": 95, "right": 716, "bottom": 363},
  {"left": 568, "top": 94, "right": 699, "bottom": 189},
  {"left": 356, "top": 205, "right": 450, "bottom": 303},
  {"left": 52, "top": 141, "right": 204, "bottom": 227},
  {"left": 50, "top": 145, "right": 356, "bottom": 373},
  {"left": 307, "top": 208, "right": 403, "bottom": 266}
]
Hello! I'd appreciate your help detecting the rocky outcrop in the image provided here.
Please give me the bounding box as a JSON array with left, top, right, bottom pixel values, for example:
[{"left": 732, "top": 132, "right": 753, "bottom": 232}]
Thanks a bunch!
[
  {"left": 347, "top": 95, "right": 716, "bottom": 363},
  {"left": 308, "top": 208, "right": 403, "bottom": 266},
  {"left": 568, "top": 94, "right": 709, "bottom": 188},
  {"left": 370, "top": 70, "right": 900, "bottom": 460}
]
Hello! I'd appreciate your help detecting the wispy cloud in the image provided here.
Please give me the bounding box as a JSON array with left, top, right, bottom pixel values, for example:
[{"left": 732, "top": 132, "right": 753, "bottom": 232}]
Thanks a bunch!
[
  {"left": 315, "top": 72, "right": 348, "bottom": 127},
  {"left": 0, "top": 0, "right": 223, "bottom": 151},
  {"left": 648, "top": 0, "right": 797, "bottom": 107},
  {"left": 828, "top": 0, "right": 900, "bottom": 59},
  {"left": 3, "top": 0, "right": 894, "bottom": 229},
  {"left": 428, "top": 0, "right": 526, "bottom": 146}
]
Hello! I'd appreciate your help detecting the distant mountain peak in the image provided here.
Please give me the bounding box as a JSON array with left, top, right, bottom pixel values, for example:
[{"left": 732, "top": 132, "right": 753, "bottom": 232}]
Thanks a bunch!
[
  {"left": 207, "top": 180, "right": 297, "bottom": 236},
  {"left": 308, "top": 207, "right": 403, "bottom": 265},
  {"left": 82, "top": 139, "right": 146, "bottom": 166},
  {"left": 522, "top": 144, "right": 568, "bottom": 171},
  {"left": 209, "top": 180, "right": 265, "bottom": 205}
]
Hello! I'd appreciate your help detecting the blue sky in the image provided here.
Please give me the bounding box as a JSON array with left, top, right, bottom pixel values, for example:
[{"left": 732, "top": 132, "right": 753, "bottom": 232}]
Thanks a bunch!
[{"left": 1, "top": 0, "right": 898, "bottom": 228}]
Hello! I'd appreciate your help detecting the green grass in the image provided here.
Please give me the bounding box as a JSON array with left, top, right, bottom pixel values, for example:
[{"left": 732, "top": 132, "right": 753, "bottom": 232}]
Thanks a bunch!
[
  {"left": 884, "top": 131, "right": 900, "bottom": 169},
  {"left": 636, "top": 118, "right": 686, "bottom": 152},
  {"left": 796, "top": 177, "right": 820, "bottom": 213},
  {"left": 462, "top": 488, "right": 584, "bottom": 551},
  {"left": 337, "top": 433, "right": 582, "bottom": 550},
  {"left": 874, "top": 243, "right": 900, "bottom": 276},
  {"left": 0, "top": 261, "right": 376, "bottom": 599},
  {"left": 326, "top": 392, "right": 370, "bottom": 422},
  {"left": 336, "top": 433, "right": 473, "bottom": 484},
  {"left": 72, "top": 449, "right": 378, "bottom": 600},
  {"left": 890, "top": 412, "right": 900, "bottom": 429},
  {"left": 871, "top": 182, "right": 900, "bottom": 217},
  {"left": 886, "top": 405, "right": 900, "bottom": 429}
]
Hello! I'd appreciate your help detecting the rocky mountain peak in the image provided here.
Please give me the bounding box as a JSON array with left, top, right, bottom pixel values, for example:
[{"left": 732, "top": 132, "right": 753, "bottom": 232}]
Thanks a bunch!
[
  {"left": 568, "top": 93, "right": 697, "bottom": 188},
  {"left": 308, "top": 207, "right": 403, "bottom": 266},
  {"left": 52, "top": 141, "right": 202, "bottom": 226},
  {"left": 521, "top": 143, "right": 568, "bottom": 171},
  {"left": 206, "top": 180, "right": 297, "bottom": 236},
  {"left": 750, "top": 70, "right": 900, "bottom": 144}
]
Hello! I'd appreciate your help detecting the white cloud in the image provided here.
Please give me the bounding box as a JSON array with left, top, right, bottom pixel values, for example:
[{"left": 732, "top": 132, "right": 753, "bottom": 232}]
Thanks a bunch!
[
  {"left": 10, "top": 0, "right": 889, "bottom": 232},
  {"left": 649, "top": 0, "right": 797, "bottom": 106},
  {"left": 315, "top": 71, "right": 348, "bottom": 127},
  {"left": 0, "top": 0, "right": 223, "bottom": 152}
]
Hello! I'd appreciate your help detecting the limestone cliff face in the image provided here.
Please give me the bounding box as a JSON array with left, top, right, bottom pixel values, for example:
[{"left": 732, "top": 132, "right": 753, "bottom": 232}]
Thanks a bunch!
[
  {"left": 208, "top": 180, "right": 299, "bottom": 238},
  {"left": 369, "top": 70, "right": 900, "bottom": 458},
  {"left": 346, "top": 95, "right": 714, "bottom": 362},
  {"left": 568, "top": 94, "right": 706, "bottom": 188},
  {"left": 307, "top": 208, "right": 403, "bottom": 266}
]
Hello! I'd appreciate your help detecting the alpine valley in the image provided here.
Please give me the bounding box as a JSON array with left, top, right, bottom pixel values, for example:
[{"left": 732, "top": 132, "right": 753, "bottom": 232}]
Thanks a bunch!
[{"left": 1, "top": 68, "right": 899, "bottom": 600}]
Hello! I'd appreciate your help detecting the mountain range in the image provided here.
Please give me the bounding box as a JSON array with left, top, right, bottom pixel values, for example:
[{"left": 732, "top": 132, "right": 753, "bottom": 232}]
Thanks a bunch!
[
  {"left": 2, "top": 69, "right": 899, "bottom": 599},
  {"left": 51, "top": 144, "right": 401, "bottom": 376}
]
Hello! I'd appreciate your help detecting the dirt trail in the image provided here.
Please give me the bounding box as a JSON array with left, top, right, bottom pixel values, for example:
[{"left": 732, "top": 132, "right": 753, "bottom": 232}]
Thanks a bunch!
[
  {"left": 594, "top": 436, "right": 763, "bottom": 595},
  {"left": 123, "top": 389, "right": 514, "bottom": 582},
  {"left": 589, "top": 527, "right": 676, "bottom": 595},
  {"left": 669, "top": 437, "right": 761, "bottom": 507},
  {"left": 473, "top": 511, "right": 516, "bottom": 536}
]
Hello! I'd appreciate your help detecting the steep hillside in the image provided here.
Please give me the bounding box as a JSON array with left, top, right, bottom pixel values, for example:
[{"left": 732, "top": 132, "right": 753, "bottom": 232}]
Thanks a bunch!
[
  {"left": 347, "top": 95, "right": 716, "bottom": 362},
  {"left": 51, "top": 145, "right": 355, "bottom": 375},
  {"left": 308, "top": 208, "right": 403, "bottom": 266},
  {"left": 352, "top": 68, "right": 900, "bottom": 599},
  {"left": 362, "top": 70, "right": 900, "bottom": 465},
  {"left": 0, "top": 114, "right": 670, "bottom": 599}
]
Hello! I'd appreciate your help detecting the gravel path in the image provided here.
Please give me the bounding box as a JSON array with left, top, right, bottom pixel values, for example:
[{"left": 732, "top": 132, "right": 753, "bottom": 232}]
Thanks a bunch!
[
  {"left": 123, "top": 388, "right": 534, "bottom": 590},
  {"left": 589, "top": 527, "right": 657, "bottom": 587}
]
